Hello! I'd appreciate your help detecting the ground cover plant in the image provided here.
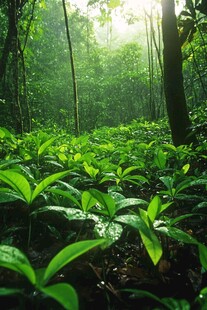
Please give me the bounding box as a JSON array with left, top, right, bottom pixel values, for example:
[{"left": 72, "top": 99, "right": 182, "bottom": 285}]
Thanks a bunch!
[{"left": 0, "top": 116, "right": 207, "bottom": 309}]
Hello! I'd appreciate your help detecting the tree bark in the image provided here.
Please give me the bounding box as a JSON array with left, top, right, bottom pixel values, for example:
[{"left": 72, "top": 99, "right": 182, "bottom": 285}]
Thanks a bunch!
[{"left": 161, "top": 0, "right": 197, "bottom": 146}]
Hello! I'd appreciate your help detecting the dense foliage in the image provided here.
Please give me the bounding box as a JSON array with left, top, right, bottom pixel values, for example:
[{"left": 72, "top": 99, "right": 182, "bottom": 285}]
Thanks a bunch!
[
  {"left": 0, "top": 0, "right": 206, "bottom": 133},
  {"left": 0, "top": 113, "right": 207, "bottom": 309}
]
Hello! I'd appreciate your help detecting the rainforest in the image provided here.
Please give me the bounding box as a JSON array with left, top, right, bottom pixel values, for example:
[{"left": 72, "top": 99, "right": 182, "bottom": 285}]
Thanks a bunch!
[{"left": 0, "top": 0, "right": 207, "bottom": 309}]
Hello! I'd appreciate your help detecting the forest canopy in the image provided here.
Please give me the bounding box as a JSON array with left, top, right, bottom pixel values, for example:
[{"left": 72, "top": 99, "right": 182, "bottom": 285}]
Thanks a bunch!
[{"left": 0, "top": 0, "right": 206, "bottom": 143}]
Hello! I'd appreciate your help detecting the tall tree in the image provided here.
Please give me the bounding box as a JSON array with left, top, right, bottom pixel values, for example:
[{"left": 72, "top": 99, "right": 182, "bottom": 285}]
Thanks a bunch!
[
  {"left": 161, "top": 0, "right": 197, "bottom": 146},
  {"left": 62, "top": 0, "right": 80, "bottom": 136}
]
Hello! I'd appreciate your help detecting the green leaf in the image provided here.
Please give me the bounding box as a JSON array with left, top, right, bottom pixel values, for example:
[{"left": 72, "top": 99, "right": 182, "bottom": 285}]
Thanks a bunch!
[
  {"left": 32, "top": 206, "right": 85, "bottom": 219},
  {"left": 38, "top": 137, "right": 56, "bottom": 156},
  {"left": 122, "top": 289, "right": 190, "bottom": 310},
  {"left": 0, "top": 188, "right": 21, "bottom": 203},
  {"left": 0, "top": 127, "right": 14, "bottom": 139},
  {"left": 139, "top": 229, "right": 162, "bottom": 265},
  {"left": 115, "top": 214, "right": 151, "bottom": 239},
  {"left": 88, "top": 189, "right": 116, "bottom": 218},
  {"left": 189, "top": 178, "right": 207, "bottom": 187},
  {"left": 115, "top": 198, "right": 147, "bottom": 212},
  {"left": 40, "top": 283, "right": 78, "bottom": 310},
  {"left": 81, "top": 191, "right": 97, "bottom": 212},
  {"left": 168, "top": 214, "right": 195, "bottom": 226},
  {"left": 156, "top": 226, "right": 198, "bottom": 245},
  {"left": 182, "top": 164, "right": 190, "bottom": 175},
  {"left": 0, "top": 288, "right": 23, "bottom": 296},
  {"left": 47, "top": 188, "right": 81, "bottom": 208},
  {"left": 124, "top": 175, "right": 149, "bottom": 185},
  {"left": 0, "top": 245, "right": 36, "bottom": 285},
  {"left": 31, "top": 170, "right": 70, "bottom": 203},
  {"left": 0, "top": 170, "right": 32, "bottom": 204},
  {"left": 122, "top": 166, "right": 138, "bottom": 177},
  {"left": 198, "top": 243, "right": 207, "bottom": 270},
  {"left": 43, "top": 239, "right": 105, "bottom": 284},
  {"left": 83, "top": 162, "right": 99, "bottom": 179},
  {"left": 161, "top": 297, "right": 190, "bottom": 310},
  {"left": 154, "top": 149, "right": 166, "bottom": 169},
  {"left": 147, "top": 196, "right": 162, "bottom": 223},
  {"left": 122, "top": 288, "right": 163, "bottom": 304},
  {"left": 94, "top": 220, "right": 123, "bottom": 247},
  {"left": 160, "top": 176, "right": 174, "bottom": 192}
]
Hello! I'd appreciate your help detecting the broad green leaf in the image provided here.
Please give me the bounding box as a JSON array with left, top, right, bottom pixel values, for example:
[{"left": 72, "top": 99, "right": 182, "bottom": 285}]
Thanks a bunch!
[
  {"left": 0, "top": 245, "right": 36, "bottom": 285},
  {"left": 0, "top": 159, "right": 21, "bottom": 169},
  {"left": 147, "top": 196, "right": 162, "bottom": 223},
  {"left": 154, "top": 149, "right": 166, "bottom": 169},
  {"left": 175, "top": 178, "right": 193, "bottom": 194},
  {"left": 168, "top": 214, "right": 195, "bottom": 226},
  {"left": 88, "top": 189, "right": 116, "bottom": 218},
  {"left": 0, "top": 188, "right": 21, "bottom": 203},
  {"left": 139, "top": 208, "right": 149, "bottom": 226},
  {"left": 0, "top": 170, "right": 31, "bottom": 204},
  {"left": 0, "top": 127, "right": 14, "bottom": 139},
  {"left": 32, "top": 206, "right": 99, "bottom": 222},
  {"left": 189, "top": 178, "right": 207, "bottom": 187},
  {"left": 139, "top": 229, "right": 162, "bottom": 265},
  {"left": 43, "top": 239, "right": 105, "bottom": 284},
  {"left": 40, "top": 283, "right": 78, "bottom": 310},
  {"left": 99, "top": 173, "right": 116, "bottom": 184},
  {"left": 83, "top": 162, "right": 99, "bottom": 179},
  {"left": 198, "top": 243, "right": 207, "bottom": 270},
  {"left": 123, "top": 175, "right": 149, "bottom": 185},
  {"left": 47, "top": 188, "right": 81, "bottom": 208},
  {"left": 31, "top": 170, "right": 70, "bottom": 202},
  {"left": 0, "top": 288, "right": 23, "bottom": 296},
  {"left": 58, "top": 153, "right": 68, "bottom": 162},
  {"left": 160, "top": 202, "right": 173, "bottom": 213},
  {"left": 81, "top": 191, "right": 97, "bottom": 212},
  {"left": 115, "top": 198, "right": 148, "bottom": 212},
  {"left": 182, "top": 164, "right": 190, "bottom": 175},
  {"left": 115, "top": 214, "right": 151, "bottom": 239},
  {"left": 161, "top": 297, "right": 190, "bottom": 310},
  {"left": 74, "top": 153, "right": 82, "bottom": 161},
  {"left": 94, "top": 220, "right": 123, "bottom": 247},
  {"left": 156, "top": 226, "right": 198, "bottom": 245},
  {"left": 38, "top": 137, "right": 56, "bottom": 156},
  {"left": 159, "top": 176, "right": 174, "bottom": 191},
  {"left": 116, "top": 166, "right": 122, "bottom": 177},
  {"left": 122, "top": 166, "right": 138, "bottom": 177},
  {"left": 162, "top": 143, "right": 177, "bottom": 152}
]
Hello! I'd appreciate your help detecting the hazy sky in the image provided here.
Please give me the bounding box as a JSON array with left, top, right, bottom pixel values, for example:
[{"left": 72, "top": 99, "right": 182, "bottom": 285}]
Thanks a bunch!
[{"left": 69, "top": 0, "right": 184, "bottom": 48}]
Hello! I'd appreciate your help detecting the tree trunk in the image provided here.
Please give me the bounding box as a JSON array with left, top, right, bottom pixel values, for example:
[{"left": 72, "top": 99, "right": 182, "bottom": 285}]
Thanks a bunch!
[
  {"left": 62, "top": 0, "right": 80, "bottom": 136},
  {"left": 11, "top": 0, "right": 23, "bottom": 134},
  {"left": 161, "top": 0, "right": 197, "bottom": 146}
]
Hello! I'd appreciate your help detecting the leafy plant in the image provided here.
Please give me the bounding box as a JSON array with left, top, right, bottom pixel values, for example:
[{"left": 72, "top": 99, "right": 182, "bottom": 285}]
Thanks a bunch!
[
  {"left": 0, "top": 239, "right": 105, "bottom": 309},
  {"left": 0, "top": 169, "right": 71, "bottom": 246},
  {"left": 122, "top": 288, "right": 191, "bottom": 310},
  {"left": 32, "top": 188, "right": 148, "bottom": 246},
  {"left": 100, "top": 165, "right": 148, "bottom": 187}
]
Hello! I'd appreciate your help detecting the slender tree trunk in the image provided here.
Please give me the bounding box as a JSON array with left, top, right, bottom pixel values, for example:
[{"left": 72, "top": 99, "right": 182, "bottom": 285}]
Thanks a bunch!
[
  {"left": 161, "top": 0, "right": 197, "bottom": 146},
  {"left": 19, "top": 40, "right": 31, "bottom": 132},
  {"left": 0, "top": 1, "right": 16, "bottom": 81},
  {"left": 62, "top": 0, "right": 80, "bottom": 136},
  {"left": 11, "top": 0, "right": 23, "bottom": 134}
]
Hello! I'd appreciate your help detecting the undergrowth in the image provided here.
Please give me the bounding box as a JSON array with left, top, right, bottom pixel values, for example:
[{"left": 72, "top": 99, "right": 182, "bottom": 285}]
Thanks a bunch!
[{"left": 0, "top": 116, "right": 207, "bottom": 309}]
